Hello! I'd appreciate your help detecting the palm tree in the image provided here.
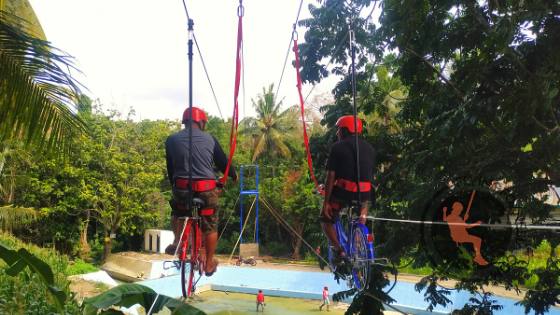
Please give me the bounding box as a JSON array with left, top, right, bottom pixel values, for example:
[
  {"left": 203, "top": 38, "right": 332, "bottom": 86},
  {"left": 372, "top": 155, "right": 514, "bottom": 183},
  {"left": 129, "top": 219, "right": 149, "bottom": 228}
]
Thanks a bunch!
[
  {"left": 0, "top": 10, "right": 87, "bottom": 152},
  {"left": 1, "top": 5, "right": 86, "bottom": 231},
  {"left": 240, "top": 84, "right": 300, "bottom": 162}
]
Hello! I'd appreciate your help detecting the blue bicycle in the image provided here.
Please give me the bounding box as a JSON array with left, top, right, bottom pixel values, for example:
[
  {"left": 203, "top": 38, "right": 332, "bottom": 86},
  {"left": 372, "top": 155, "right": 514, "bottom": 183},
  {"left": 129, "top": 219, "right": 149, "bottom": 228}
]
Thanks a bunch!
[{"left": 327, "top": 204, "right": 375, "bottom": 290}]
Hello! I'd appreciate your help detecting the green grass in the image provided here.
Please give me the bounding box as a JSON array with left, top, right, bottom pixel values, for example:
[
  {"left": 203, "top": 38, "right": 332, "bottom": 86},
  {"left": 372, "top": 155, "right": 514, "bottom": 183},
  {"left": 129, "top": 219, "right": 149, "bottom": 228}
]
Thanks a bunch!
[
  {"left": 512, "top": 240, "right": 560, "bottom": 289},
  {"left": 397, "top": 257, "right": 433, "bottom": 275},
  {"left": 66, "top": 258, "right": 98, "bottom": 276}
]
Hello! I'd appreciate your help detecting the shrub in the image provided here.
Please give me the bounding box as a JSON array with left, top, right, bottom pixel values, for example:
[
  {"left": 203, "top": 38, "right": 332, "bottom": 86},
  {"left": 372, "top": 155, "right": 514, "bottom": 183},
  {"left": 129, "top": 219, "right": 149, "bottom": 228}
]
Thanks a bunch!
[
  {"left": 0, "top": 232, "right": 81, "bottom": 314},
  {"left": 66, "top": 258, "right": 98, "bottom": 276}
]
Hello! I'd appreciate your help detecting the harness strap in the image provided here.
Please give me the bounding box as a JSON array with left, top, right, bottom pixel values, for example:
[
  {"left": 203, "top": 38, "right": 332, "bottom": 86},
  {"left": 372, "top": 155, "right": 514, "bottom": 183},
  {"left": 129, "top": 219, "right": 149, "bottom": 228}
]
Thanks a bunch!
[
  {"left": 328, "top": 201, "right": 342, "bottom": 210},
  {"left": 335, "top": 179, "right": 371, "bottom": 192},
  {"left": 200, "top": 208, "right": 215, "bottom": 216},
  {"left": 175, "top": 178, "right": 216, "bottom": 192}
]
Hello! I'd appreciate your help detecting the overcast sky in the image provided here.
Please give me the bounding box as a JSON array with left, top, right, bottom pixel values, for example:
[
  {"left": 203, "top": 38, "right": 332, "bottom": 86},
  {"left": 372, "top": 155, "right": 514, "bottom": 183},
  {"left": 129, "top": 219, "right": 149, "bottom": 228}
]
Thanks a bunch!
[{"left": 28, "top": 0, "right": 340, "bottom": 121}]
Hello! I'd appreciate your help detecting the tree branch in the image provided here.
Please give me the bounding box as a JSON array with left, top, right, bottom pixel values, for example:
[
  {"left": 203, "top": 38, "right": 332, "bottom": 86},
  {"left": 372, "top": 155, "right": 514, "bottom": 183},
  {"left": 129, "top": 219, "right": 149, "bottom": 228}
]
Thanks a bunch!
[
  {"left": 404, "top": 47, "right": 465, "bottom": 99},
  {"left": 532, "top": 117, "right": 560, "bottom": 133}
]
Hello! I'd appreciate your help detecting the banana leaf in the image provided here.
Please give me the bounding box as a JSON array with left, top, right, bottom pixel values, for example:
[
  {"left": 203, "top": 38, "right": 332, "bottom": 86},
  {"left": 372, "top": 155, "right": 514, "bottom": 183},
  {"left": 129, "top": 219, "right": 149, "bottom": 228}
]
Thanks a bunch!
[{"left": 82, "top": 283, "right": 206, "bottom": 315}]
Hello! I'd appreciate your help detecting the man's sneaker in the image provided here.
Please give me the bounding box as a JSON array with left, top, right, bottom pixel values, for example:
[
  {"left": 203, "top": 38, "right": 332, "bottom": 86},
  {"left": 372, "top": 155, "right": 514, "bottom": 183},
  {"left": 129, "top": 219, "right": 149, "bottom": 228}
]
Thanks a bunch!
[{"left": 165, "top": 244, "right": 177, "bottom": 255}]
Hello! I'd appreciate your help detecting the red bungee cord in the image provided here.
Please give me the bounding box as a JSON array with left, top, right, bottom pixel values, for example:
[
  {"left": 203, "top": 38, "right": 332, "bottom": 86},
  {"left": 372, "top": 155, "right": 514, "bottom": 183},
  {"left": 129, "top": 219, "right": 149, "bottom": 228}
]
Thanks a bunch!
[
  {"left": 220, "top": 1, "right": 244, "bottom": 185},
  {"left": 293, "top": 34, "right": 321, "bottom": 191}
]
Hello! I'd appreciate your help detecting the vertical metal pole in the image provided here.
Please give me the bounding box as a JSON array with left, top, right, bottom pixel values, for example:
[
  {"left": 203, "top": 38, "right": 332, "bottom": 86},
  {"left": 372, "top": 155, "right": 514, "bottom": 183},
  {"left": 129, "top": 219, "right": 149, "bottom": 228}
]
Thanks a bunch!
[
  {"left": 239, "top": 166, "right": 244, "bottom": 244},
  {"left": 255, "top": 165, "right": 259, "bottom": 244},
  {"left": 188, "top": 19, "right": 194, "bottom": 209},
  {"left": 349, "top": 29, "right": 361, "bottom": 207}
]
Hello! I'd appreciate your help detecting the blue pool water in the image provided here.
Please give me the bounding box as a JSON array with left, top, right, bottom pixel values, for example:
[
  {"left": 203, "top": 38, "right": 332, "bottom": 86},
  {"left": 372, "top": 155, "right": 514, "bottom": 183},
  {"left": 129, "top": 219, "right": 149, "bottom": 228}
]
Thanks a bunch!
[{"left": 140, "top": 265, "right": 560, "bottom": 315}]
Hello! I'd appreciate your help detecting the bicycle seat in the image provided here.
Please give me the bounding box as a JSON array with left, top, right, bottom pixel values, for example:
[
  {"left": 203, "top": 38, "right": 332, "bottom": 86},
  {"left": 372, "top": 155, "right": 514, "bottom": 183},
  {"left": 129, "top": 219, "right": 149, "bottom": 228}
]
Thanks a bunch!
[{"left": 192, "top": 197, "right": 206, "bottom": 208}]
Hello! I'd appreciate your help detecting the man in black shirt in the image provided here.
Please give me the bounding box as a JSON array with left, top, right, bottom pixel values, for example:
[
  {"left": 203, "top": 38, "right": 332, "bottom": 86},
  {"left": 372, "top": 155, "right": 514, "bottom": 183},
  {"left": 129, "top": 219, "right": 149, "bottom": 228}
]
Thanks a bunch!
[
  {"left": 321, "top": 115, "right": 375, "bottom": 263},
  {"left": 165, "top": 106, "right": 237, "bottom": 276}
]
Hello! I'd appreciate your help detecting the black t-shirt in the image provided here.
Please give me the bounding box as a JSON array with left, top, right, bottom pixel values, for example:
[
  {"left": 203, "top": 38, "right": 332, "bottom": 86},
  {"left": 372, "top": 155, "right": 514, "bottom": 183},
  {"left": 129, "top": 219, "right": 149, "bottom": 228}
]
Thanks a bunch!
[{"left": 326, "top": 136, "right": 375, "bottom": 202}]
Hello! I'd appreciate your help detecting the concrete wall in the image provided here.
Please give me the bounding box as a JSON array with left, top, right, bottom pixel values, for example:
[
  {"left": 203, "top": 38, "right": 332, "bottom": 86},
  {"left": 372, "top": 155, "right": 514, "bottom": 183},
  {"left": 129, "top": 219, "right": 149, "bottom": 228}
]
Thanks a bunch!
[
  {"left": 144, "top": 229, "right": 174, "bottom": 254},
  {"left": 240, "top": 243, "right": 259, "bottom": 257}
]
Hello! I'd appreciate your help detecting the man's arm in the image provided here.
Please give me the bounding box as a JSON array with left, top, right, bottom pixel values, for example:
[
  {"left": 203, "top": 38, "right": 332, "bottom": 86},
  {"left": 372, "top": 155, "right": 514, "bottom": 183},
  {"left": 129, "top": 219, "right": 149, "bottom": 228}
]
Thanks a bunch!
[
  {"left": 165, "top": 138, "right": 174, "bottom": 186},
  {"left": 322, "top": 145, "right": 339, "bottom": 220},
  {"left": 323, "top": 171, "right": 336, "bottom": 205},
  {"left": 212, "top": 136, "right": 237, "bottom": 181}
]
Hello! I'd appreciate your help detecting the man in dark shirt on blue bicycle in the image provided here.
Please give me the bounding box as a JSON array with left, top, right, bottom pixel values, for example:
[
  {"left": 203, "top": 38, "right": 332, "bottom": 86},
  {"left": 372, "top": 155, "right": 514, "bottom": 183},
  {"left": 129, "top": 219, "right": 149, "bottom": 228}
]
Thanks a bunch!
[
  {"left": 320, "top": 115, "right": 375, "bottom": 265},
  {"left": 165, "top": 106, "right": 237, "bottom": 276}
]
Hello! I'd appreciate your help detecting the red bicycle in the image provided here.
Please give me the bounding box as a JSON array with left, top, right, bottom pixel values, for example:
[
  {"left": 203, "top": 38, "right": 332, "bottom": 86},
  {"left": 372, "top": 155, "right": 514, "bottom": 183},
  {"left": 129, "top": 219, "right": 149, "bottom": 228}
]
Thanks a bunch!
[{"left": 176, "top": 197, "right": 205, "bottom": 298}]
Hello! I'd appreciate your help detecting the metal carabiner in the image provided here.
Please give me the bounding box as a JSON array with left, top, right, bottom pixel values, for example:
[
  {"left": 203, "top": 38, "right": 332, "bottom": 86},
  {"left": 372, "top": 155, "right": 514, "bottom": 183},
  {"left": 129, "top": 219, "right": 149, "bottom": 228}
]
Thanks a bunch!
[
  {"left": 348, "top": 29, "right": 356, "bottom": 45},
  {"left": 237, "top": 0, "right": 244, "bottom": 17}
]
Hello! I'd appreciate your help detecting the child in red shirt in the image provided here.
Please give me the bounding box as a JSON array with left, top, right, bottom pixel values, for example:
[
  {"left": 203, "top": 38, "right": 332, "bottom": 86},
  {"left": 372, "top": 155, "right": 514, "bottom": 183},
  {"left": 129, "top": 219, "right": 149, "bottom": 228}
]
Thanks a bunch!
[{"left": 256, "top": 290, "right": 265, "bottom": 312}]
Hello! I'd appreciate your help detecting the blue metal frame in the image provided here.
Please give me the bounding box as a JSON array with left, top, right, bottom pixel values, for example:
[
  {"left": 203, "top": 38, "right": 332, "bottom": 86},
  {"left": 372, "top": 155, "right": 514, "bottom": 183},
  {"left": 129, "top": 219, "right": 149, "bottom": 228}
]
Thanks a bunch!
[{"left": 239, "top": 165, "right": 259, "bottom": 244}]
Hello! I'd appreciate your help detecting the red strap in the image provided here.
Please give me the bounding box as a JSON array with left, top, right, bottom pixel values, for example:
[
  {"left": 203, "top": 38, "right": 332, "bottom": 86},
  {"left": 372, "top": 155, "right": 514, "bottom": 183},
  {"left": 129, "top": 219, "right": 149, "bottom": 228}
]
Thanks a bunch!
[
  {"left": 175, "top": 179, "right": 216, "bottom": 192},
  {"left": 200, "top": 208, "right": 215, "bottom": 216},
  {"left": 293, "top": 39, "right": 320, "bottom": 190},
  {"left": 220, "top": 12, "right": 242, "bottom": 185},
  {"left": 335, "top": 179, "right": 371, "bottom": 192},
  {"left": 328, "top": 201, "right": 342, "bottom": 210}
]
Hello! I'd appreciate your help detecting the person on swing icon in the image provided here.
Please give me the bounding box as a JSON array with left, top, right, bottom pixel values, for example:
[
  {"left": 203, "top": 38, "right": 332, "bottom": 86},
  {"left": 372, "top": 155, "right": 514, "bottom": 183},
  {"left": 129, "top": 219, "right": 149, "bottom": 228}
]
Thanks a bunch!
[{"left": 443, "top": 199, "right": 489, "bottom": 266}]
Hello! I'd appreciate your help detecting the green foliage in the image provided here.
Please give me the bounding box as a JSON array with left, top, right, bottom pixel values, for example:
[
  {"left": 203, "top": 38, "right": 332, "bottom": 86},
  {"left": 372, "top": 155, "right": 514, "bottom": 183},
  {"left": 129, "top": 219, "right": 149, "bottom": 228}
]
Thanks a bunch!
[
  {"left": 83, "top": 283, "right": 205, "bottom": 315},
  {"left": 66, "top": 258, "right": 98, "bottom": 276},
  {"left": 0, "top": 11, "right": 87, "bottom": 153},
  {"left": 0, "top": 245, "right": 67, "bottom": 309},
  {"left": 0, "top": 205, "right": 39, "bottom": 232},
  {"left": 239, "top": 84, "right": 301, "bottom": 162},
  {"left": 300, "top": 0, "right": 560, "bottom": 314},
  {"left": 260, "top": 162, "right": 323, "bottom": 259},
  {"left": 397, "top": 257, "right": 433, "bottom": 276},
  {"left": 0, "top": 233, "right": 80, "bottom": 314},
  {"left": 11, "top": 102, "right": 171, "bottom": 259},
  {"left": 457, "top": 292, "right": 503, "bottom": 315}
]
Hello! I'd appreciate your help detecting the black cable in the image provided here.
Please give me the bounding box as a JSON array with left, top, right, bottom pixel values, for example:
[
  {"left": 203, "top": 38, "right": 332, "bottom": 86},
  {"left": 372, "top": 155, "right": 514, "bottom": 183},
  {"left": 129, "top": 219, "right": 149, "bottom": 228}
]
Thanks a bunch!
[
  {"left": 187, "top": 18, "right": 194, "bottom": 211},
  {"left": 349, "top": 28, "right": 361, "bottom": 208},
  {"left": 275, "top": 0, "right": 304, "bottom": 100},
  {"left": 304, "top": 2, "right": 377, "bottom": 103},
  {"left": 194, "top": 35, "right": 224, "bottom": 119},
  {"left": 181, "top": 0, "right": 224, "bottom": 119}
]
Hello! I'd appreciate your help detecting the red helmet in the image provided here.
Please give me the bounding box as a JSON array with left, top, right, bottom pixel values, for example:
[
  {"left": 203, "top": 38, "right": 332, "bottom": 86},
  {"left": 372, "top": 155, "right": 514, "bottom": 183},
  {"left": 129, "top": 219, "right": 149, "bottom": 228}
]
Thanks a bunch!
[
  {"left": 182, "top": 106, "right": 208, "bottom": 124},
  {"left": 335, "top": 115, "right": 363, "bottom": 134}
]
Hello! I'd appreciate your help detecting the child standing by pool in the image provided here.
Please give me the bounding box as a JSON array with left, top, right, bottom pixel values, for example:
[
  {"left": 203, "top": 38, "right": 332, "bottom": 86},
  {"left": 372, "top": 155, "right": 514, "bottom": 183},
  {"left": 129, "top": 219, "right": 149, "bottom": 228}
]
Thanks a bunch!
[
  {"left": 256, "top": 290, "right": 265, "bottom": 312},
  {"left": 319, "top": 286, "right": 330, "bottom": 311}
]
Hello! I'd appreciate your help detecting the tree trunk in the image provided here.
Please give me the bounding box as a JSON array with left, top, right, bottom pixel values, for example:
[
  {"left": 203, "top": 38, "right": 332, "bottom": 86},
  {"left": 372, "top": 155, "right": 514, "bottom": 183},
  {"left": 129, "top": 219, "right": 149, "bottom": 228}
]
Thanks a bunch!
[
  {"left": 291, "top": 222, "right": 304, "bottom": 260},
  {"left": 102, "top": 230, "right": 112, "bottom": 263},
  {"left": 79, "top": 210, "right": 91, "bottom": 260}
]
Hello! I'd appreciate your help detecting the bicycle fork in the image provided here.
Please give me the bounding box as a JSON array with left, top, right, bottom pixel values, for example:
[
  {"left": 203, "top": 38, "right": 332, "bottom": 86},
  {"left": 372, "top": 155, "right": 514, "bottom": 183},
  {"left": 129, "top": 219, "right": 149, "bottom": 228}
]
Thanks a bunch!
[{"left": 179, "top": 218, "right": 191, "bottom": 261}]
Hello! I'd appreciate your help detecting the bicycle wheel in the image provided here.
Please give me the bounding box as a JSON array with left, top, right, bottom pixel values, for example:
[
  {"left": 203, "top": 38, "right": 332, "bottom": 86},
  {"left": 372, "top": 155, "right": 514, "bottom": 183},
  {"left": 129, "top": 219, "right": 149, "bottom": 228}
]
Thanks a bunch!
[
  {"left": 180, "top": 220, "right": 193, "bottom": 298},
  {"left": 187, "top": 221, "right": 203, "bottom": 297},
  {"left": 350, "top": 225, "right": 371, "bottom": 290}
]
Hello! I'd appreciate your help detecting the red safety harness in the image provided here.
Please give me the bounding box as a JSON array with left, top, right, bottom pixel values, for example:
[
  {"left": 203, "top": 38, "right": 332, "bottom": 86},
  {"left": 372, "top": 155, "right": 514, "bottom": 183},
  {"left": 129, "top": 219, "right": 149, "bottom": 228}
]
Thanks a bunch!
[
  {"left": 175, "top": 178, "right": 216, "bottom": 192},
  {"left": 328, "top": 180, "right": 371, "bottom": 211},
  {"left": 174, "top": 178, "right": 216, "bottom": 216},
  {"left": 334, "top": 178, "right": 371, "bottom": 193}
]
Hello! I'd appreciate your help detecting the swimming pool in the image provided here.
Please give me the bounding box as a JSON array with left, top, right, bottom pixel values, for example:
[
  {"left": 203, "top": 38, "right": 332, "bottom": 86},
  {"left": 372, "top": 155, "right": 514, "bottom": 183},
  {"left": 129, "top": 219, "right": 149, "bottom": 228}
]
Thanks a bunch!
[{"left": 140, "top": 265, "right": 560, "bottom": 314}]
